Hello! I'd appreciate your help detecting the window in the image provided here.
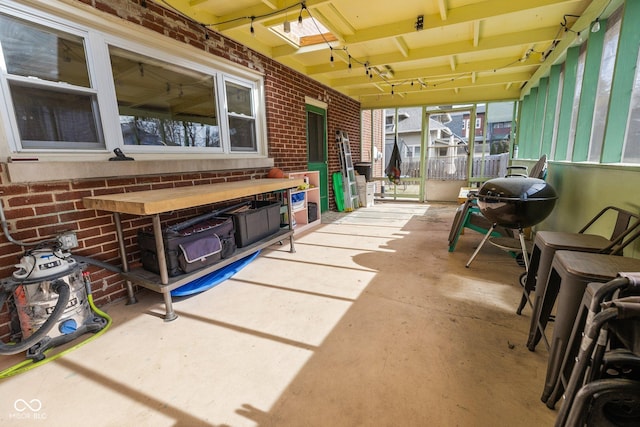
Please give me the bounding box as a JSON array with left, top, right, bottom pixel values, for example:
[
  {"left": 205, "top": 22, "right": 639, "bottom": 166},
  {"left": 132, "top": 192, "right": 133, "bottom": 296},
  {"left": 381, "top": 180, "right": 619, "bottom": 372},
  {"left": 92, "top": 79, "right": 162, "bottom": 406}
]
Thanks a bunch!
[
  {"left": 588, "top": 8, "right": 622, "bottom": 162},
  {"left": 385, "top": 115, "right": 395, "bottom": 132},
  {"left": 110, "top": 46, "right": 221, "bottom": 149},
  {"left": 224, "top": 79, "right": 256, "bottom": 152},
  {"left": 622, "top": 43, "right": 640, "bottom": 163},
  {"left": 550, "top": 67, "right": 565, "bottom": 159},
  {"left": 405, "top": 145, "right": 420, "bottom": 158},
  {"left": 0, "top": 13, "right": 104, "bottom": 150},
  {"left": 566, "top": 44, "right": 587, "bottom": 161},
  {"left": 0, "top": 4, "right": 265, "bottom": 157}
]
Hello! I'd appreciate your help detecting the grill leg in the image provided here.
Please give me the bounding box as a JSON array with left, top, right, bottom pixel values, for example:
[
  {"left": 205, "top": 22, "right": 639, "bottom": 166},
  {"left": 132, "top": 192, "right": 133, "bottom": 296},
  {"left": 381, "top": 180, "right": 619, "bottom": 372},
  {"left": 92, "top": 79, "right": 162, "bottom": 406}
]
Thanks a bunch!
[
  {"left": 466, "top": 223, "right": 496, "bottom": 268},
  {"left": 518, "top": 228, "right": 530, "bottom": 272}
]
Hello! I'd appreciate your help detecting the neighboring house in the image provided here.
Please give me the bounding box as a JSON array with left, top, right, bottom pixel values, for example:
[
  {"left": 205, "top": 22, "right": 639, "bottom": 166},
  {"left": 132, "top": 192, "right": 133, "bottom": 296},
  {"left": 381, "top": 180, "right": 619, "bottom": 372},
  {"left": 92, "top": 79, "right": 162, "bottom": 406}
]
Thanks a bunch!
[
  {"left": 463, "top": 103, "right": 513, "bottom": 155},
  {"left": 384, "top": 108, "right": 466, "bottom": 177}
]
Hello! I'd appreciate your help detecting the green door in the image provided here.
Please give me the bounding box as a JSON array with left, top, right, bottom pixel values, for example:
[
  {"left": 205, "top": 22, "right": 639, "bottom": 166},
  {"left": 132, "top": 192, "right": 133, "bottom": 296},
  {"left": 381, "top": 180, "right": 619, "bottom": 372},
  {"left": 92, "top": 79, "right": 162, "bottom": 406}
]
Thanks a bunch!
[{"left": 306, "top": 104, "right": 328, "bottom": 212}]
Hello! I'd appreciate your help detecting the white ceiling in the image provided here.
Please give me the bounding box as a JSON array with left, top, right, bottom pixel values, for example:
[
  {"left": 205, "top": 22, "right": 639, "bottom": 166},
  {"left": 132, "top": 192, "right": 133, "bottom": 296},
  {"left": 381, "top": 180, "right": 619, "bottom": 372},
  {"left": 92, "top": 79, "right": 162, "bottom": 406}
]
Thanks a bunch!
[{"left": 161, "top": 0, "right": 613, "bottom": 108}]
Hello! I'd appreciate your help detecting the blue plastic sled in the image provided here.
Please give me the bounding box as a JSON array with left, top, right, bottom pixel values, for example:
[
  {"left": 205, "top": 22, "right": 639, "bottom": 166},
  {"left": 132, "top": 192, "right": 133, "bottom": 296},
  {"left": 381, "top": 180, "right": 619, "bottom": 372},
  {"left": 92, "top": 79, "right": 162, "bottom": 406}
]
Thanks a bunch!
[{"left": 171, "top": 250, "right": 261, "bottom": 297}]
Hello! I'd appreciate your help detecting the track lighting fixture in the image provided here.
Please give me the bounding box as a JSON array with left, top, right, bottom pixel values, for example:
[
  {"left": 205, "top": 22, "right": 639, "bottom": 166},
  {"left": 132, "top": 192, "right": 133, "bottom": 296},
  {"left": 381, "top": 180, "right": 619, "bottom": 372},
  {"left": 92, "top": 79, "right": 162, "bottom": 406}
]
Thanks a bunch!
[{"left": 415, "top": 15, "right": 424, "bottom": 31}]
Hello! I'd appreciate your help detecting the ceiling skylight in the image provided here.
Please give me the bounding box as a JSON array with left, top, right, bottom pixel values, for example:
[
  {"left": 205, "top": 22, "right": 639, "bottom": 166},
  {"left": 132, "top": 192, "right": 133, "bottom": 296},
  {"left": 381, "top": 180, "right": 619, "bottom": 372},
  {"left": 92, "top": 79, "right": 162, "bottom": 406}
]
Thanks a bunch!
[{"left": 271, "top": 17, "right": 337, "bottom": 47}]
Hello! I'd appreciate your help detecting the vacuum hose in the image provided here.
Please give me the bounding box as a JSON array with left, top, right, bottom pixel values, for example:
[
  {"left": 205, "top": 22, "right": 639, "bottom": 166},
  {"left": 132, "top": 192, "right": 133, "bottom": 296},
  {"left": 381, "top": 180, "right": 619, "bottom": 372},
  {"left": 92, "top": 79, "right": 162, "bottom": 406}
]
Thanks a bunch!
[{"left": 0, "top": 279, "right": 71, "bottom": 355}]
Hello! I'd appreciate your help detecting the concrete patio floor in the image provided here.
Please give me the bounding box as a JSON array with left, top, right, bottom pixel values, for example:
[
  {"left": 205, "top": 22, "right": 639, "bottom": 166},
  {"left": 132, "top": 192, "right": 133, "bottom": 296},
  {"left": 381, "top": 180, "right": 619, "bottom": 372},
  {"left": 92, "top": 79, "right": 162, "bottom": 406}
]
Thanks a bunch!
[{"left": 0, "top": 201, "right": 557, "bottom": 426}]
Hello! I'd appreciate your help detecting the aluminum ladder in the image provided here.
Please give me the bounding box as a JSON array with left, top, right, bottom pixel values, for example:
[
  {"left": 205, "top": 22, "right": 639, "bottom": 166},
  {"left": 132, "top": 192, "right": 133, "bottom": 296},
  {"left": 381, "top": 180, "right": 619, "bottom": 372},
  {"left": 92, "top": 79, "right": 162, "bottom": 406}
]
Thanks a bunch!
[{"left": 336, "top": 130, "right": 359, "bottom": 211}]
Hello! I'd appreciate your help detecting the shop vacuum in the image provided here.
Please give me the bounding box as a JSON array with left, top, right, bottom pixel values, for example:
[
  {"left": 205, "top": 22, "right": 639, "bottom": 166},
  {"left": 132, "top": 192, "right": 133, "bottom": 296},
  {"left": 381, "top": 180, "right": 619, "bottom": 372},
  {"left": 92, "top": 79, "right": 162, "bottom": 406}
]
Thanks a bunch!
[{"left": 0, "top": 212, "right": 111, "bottom": 377}]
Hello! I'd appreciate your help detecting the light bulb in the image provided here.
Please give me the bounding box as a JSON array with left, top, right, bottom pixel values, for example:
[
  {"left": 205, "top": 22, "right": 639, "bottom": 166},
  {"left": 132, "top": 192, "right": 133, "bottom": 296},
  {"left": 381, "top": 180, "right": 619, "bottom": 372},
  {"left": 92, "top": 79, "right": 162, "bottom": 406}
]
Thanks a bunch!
[{"left": 591, "top": 18, "right": 601, "bottom": 33}]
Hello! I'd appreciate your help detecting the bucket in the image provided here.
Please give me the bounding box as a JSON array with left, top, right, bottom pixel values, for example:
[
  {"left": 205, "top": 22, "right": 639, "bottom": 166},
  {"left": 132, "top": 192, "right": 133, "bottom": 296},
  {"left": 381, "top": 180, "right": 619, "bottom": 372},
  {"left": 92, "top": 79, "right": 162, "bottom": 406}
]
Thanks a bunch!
[{"left": 13, "top": 269, "right": 92, "bottom": 339}]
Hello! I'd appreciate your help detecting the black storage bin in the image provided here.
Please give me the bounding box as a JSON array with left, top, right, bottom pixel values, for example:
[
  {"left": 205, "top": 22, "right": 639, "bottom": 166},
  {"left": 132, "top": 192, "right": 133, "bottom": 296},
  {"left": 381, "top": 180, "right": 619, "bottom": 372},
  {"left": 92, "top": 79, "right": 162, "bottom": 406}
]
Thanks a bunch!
[
  {"left": 225, "top": 200, "right": 282, "bottom": 248},
  {"left": 354, "top": 163, "right": 372, "bottom": 181},
  {"left": 138, "top": 215, "right": 236, "bottom": 277},
  {"left": 308, "top": 202, "right": 318, "bottom": 223}
]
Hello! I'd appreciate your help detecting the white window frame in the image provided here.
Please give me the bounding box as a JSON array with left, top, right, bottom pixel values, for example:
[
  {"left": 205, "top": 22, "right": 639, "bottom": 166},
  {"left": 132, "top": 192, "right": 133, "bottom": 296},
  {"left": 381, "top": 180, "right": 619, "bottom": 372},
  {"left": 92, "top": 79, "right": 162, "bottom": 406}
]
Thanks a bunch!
[
  {"left": 0, "top": 1, "right": 268, "bottom": 160},
  {"left": 222, "top": 75, "right": 261, "bottom": 153}
]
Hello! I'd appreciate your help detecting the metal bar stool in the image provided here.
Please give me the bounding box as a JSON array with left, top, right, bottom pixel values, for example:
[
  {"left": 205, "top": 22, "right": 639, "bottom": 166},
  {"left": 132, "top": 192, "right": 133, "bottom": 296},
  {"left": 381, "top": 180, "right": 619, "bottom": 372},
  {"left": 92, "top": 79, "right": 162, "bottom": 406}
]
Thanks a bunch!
[
  {"left": 529, "top": 251, "right": 640, "bottom": 405},
  {"left": 519, "top": 206, "right": 640, "bottom": 319}
]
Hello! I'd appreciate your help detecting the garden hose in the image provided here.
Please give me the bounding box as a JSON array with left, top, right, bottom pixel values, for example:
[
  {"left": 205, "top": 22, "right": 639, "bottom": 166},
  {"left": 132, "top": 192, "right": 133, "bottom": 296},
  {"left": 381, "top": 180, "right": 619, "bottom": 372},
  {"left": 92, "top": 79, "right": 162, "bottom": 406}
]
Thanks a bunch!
[{"left": 0, "top": 280, "right": 112, "bottom": 378}]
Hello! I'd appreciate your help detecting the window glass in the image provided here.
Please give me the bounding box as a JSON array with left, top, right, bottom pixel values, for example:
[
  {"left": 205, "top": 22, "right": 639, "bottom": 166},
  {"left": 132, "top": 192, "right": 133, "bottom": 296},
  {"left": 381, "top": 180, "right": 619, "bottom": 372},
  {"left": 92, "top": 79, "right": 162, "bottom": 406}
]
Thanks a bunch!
[
  {"left": 10, "top": 85, "right": 101, "bottom": 148},
  {"left": 588, "top": 8, "right": 622, "bottom": 162},
  {"left": 622, "top": 43, "right": 640, "bottom": 163},
  {"left": 0, "top": 12, "right": 103, "bottom": 149},
  {"left": 225, "top": 80, "right": 256, "bottom": 152},
  {"left": 109, "top": 46, "right": 220, "bottom": 148},
  {"left": 0, "top": 13, "right": 90, "bottom": 86},
  {"left": 486, "top": 101, "right": 514, "bottom": 155},
  {"left": 567, "top": 43, "right": 587, "bottom": 160},
  {"left": 550, "top": 67, "right": 565, "bottom": 159}
]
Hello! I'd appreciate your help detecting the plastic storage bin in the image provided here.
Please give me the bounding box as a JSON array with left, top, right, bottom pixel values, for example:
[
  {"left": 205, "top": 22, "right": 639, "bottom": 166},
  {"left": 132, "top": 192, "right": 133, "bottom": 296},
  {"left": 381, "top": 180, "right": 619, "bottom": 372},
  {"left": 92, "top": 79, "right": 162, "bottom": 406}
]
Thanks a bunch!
[{"left": 226, "top": 200, "right": 282, "bottom": 247}]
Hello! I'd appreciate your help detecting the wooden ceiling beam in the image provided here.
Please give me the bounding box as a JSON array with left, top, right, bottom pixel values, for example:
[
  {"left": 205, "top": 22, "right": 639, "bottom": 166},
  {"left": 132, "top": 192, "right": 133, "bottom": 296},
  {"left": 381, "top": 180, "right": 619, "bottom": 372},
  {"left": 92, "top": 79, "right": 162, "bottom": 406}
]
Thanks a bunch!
[
  {"left": 346, "top": 71, "right": 531, "bottom": 97},
  {"left": 307, "top": 25, "right": 558, "bottom": 75},
  {"left": 330, "top": 56, "right": 540, "bottom": 88},
  {"left": 342, "top": 0, "right": 577, "bottom": 45}
]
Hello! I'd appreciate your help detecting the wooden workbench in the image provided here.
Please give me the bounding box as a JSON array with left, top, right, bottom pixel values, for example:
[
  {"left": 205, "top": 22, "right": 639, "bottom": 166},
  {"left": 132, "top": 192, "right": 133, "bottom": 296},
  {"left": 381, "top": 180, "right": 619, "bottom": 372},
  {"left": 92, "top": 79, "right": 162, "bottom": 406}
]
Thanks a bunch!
[{"left": 83, "top": 178, "right": 304, "bottom": 321}]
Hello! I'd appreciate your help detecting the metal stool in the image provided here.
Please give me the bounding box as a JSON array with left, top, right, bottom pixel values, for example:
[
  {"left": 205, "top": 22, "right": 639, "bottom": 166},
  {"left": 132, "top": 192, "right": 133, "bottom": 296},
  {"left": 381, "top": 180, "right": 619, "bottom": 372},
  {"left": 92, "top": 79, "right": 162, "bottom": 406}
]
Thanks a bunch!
[
  {"left": 520, "top": 231, "right": 612, "bottom": 318},
  {"left": 519, "top": 206, "right": 640, "bottom": 318}
]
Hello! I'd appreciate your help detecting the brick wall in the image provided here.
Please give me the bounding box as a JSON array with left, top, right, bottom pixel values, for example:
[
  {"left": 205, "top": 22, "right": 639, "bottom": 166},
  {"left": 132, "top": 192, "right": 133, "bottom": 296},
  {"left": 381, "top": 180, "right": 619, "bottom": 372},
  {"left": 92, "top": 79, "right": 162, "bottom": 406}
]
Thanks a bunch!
[{"left": 0, "top": 0, "right": 360, "bottom": 340}]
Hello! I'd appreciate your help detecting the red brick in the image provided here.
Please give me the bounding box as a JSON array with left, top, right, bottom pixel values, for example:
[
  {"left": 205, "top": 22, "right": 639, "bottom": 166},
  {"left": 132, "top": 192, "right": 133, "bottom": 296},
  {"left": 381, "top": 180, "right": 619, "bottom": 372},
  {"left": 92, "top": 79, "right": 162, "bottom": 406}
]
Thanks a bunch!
[
  {"left": 29, "top": 182, "right": 71, "bottom": 193},
  {"left": 55, "top": 190, "right": 92, "bottom": 202},
  {"left": 8, "top": 193, "right": 54, "bottom": 207},
  {"left": 35, "top": 202, "right": 76, "bottom": 216},
  {"left": 3, "top": 206, "right": 36, "bottom": 220}
]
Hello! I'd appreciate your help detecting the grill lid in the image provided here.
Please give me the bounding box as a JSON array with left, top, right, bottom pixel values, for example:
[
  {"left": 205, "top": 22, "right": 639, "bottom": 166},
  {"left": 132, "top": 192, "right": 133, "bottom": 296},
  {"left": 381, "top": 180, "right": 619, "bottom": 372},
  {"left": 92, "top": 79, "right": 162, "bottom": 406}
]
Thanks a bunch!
[{"left": 477, "top": 177, "right": 558, "bottom": 229}]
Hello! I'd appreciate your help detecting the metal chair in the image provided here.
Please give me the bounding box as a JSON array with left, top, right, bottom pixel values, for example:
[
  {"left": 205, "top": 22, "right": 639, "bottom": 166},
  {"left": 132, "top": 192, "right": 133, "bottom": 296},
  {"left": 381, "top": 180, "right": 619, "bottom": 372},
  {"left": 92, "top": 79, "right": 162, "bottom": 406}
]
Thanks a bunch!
[
  {"left": 447, "top": 193, "right": 509, "bottom": 252},
  {"left": 519, "top": 206, "right": 640, "bottom": 316},
  {"left": 555, "top": 292, "right": 640, "bottom": 427},
  {"left": 546, "top": 275, "right": 640, "bottom": 409}
]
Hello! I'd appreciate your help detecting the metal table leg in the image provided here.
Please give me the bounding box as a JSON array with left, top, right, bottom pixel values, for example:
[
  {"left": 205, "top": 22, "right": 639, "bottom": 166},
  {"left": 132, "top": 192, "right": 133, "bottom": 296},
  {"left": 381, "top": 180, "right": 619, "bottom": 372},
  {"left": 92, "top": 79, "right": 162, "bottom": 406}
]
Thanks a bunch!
[
  {"left": 287, "top": 188, "right": 296, "bottom": 253},
  {"left": 152, "top": 214, "right": 177, "bottom": 321},
  {"left": 114, "top": 212, "right": 138, "bottom": 305}
]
